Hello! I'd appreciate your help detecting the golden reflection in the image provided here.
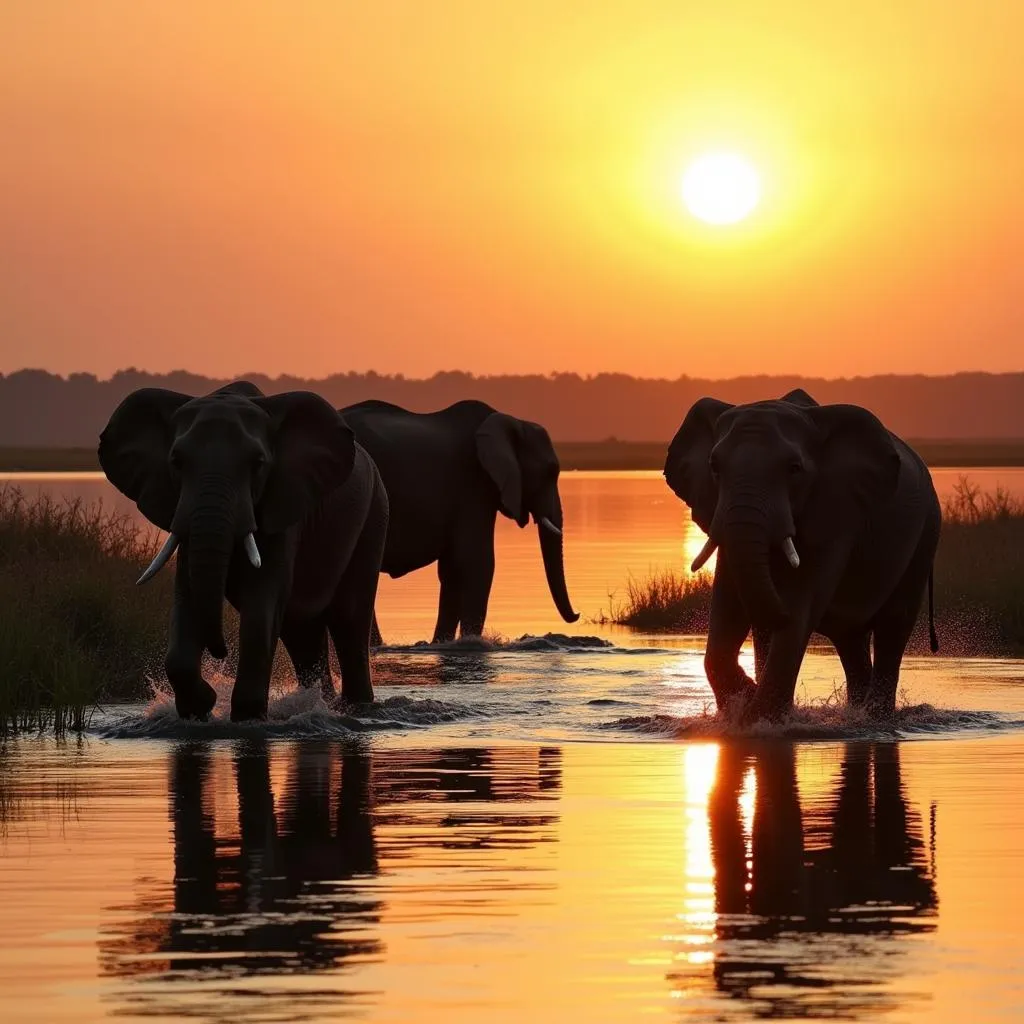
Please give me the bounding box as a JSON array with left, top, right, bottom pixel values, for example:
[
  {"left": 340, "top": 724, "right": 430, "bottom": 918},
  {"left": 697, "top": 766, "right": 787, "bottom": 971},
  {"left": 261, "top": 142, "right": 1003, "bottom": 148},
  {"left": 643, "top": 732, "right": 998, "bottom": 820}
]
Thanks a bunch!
[
  {"left": 670, "top": 741, "right": 938, "bottom": 1019},
  {"left": 678, "top": 744, "right": 718, "bottom": 960}
]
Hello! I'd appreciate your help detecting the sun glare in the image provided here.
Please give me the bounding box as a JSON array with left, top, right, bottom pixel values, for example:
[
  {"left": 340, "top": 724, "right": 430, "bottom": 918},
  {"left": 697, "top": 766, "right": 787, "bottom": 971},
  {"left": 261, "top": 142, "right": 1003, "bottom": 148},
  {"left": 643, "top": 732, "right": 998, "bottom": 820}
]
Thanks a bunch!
[{"left": 681, "top": 152, "right": 761, "bottom": 226}]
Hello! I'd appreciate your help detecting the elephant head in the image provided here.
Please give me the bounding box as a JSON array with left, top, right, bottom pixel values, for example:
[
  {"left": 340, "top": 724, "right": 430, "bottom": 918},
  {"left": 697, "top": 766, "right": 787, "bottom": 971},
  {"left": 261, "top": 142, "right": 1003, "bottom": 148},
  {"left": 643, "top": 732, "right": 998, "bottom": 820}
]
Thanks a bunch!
[
  {"left": 99, "top": 382, "right": 355, "bottom": 657},
  {"left": 664, "top": 390, "right": 899, "bottom": 628},
  {"left": 475, "top": 412, "right": 579, "bottom": 623}
]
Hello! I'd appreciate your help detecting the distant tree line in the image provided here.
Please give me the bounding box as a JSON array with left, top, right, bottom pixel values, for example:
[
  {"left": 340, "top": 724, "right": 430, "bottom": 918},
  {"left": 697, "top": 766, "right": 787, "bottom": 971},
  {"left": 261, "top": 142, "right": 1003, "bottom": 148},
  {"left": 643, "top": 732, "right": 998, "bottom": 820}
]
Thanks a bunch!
[{"left": 2, "top": 368, "right": 1023, "bottom": 445}]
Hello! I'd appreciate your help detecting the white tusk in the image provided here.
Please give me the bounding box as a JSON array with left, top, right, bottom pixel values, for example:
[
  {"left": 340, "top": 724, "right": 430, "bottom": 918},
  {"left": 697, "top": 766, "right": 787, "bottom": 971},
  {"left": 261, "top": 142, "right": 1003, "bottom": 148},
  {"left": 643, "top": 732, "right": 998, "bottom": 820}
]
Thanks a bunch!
[
  {"left": 783, "top": 536, "right": 800, "bottom": 569},
  {"left": 539, "top": 516, "right": 562, "bottom": 537},
  {"left": 136, "top": 533, "right": 179, "bottom": 585},
  {"left": 244, "top": 532, "right": 262, "bottom": 569},
  {"left": 690, "top": 535, "right": 718, "bottom": 572}
]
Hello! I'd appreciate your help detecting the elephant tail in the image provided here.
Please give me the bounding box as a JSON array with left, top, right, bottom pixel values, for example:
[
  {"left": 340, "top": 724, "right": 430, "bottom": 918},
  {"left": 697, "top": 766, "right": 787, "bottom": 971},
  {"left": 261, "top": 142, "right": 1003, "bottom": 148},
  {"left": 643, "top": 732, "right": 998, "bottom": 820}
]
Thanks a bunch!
[{"left": 928, "top": 567, "right": 939, "bottom": 653}]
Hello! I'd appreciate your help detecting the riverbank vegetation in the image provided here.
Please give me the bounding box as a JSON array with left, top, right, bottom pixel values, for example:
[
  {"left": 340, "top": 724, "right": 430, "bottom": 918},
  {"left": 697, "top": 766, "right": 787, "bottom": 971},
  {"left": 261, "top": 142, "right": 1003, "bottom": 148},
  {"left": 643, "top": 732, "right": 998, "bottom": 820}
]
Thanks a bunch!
[
  {"left": 2, "top": 476, "right": 1023, "bottom": 735},
  {"left": 610, "top": 477, "right": 1024, "bottom": 655},
  {"left": 0, "top": 487, "right": 169, "bottom": 735}
]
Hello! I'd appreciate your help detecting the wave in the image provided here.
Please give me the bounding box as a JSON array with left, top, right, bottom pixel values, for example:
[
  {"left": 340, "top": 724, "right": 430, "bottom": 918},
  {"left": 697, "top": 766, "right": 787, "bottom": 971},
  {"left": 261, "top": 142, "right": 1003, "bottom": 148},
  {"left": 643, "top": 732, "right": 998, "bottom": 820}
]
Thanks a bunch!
[
  {"left": 372, "top": 632, "right": 685, "bottom": 656},
  {"left": 602, "top": 703, "right": 1024, "bottom": 741},
  {"left": 373, "top": 631, "right": 616, "bottom": 654}
]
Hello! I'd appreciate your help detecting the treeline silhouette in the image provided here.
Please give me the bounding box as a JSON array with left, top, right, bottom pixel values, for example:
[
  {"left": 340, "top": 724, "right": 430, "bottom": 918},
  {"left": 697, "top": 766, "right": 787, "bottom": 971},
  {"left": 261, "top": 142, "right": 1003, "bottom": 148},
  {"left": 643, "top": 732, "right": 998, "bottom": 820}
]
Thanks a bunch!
[{"left": 3, "top": 368, "right": 1024, "bottom": 445}]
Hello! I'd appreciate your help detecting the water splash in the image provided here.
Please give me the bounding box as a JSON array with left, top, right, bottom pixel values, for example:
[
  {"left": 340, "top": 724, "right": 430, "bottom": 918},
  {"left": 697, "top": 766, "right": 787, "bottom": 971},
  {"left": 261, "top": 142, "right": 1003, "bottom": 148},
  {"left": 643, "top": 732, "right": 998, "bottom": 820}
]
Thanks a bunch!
[
  {"left": 94, "top": 674, "right": 484, "bottom": 739},
  {"left": 604, "top": 702, "right": 1023, "bottom": 741}
]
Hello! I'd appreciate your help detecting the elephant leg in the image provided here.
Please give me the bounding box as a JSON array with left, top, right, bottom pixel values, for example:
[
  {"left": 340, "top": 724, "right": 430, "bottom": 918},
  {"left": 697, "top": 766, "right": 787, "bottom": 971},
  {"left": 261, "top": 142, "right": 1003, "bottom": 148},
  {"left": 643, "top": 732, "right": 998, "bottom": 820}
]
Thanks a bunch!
[
  {"left": 280, "top": 616, "right": 332, "bottom": 698},
  {"left": 832, "top": 631, "right": 872, "bottom": 707},
  {"left": 231, "top": 583, "right": 286, "bottom": 722},
  {"left": 165, "top": 561, "right": 217, "bottom": 720},
  {"left": 369, "top": 610, "right": 384, "bottom": 648},
  {"left": 752, "top": 626, "right": 772, "bottom": 685},
  {"left": 457, "top": 542, "right": 495, "bottom": 638},
  {"left": 329, "top": 513, "right": 387, "bottom": 706},
  {"left": 432, "top": 556, "right": 462, "bottom": 644},
  {"left": 741, "top": 608, "right": 813, "bottom": 722},
  {"left": 866, "top": 607, "right": 918, "bottom": 717},
  {"left": 704, "top": 553, "right": 756, "bottom": 712}
]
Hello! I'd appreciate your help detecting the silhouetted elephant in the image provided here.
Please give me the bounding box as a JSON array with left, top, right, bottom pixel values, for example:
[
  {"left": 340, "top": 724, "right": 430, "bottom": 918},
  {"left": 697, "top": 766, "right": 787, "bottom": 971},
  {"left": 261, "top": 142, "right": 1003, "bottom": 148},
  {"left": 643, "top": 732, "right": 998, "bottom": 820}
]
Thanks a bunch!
[
  {"left": 340, "top": 400, "right": 579, "bottom": 643},
  {"left": 664, "top": 389, "right": 941, "bottom": 720},
  {"left": 686, "top": 742, "right": 937, "bottom": 1017},
  {"left": 99, "top": 382, "right": 388, "bottom": 717}
]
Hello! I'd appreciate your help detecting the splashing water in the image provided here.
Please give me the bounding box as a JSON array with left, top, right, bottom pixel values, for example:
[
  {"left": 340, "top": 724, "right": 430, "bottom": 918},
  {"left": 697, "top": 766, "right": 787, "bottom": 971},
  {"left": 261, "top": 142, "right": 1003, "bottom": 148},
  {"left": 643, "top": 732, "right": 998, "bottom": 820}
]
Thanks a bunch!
[{"left": 91, "top": 633, "right": 1024, "bottom": 743}]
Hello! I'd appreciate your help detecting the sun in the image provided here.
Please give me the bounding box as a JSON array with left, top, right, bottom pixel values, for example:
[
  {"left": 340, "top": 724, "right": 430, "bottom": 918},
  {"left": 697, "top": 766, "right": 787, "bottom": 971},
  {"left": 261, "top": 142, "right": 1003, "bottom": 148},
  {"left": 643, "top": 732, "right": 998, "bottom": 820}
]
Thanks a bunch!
[{"left": 681, "top": 151, "right": 762, "bottom": 226}]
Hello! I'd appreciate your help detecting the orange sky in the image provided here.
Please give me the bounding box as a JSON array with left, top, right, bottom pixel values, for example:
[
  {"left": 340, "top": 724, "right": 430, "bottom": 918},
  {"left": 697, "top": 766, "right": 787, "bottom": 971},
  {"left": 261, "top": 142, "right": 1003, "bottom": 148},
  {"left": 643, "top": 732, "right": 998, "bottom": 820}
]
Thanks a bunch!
[{"left": 2, "top": 2, "right": 1022, "bottom": 380}]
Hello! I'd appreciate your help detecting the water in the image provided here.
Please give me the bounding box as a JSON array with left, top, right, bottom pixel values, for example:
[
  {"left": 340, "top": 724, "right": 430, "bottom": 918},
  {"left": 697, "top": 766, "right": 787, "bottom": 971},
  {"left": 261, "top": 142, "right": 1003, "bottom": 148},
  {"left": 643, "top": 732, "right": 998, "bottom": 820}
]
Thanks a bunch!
[{"left": 2, "top": 470, "right": 1024, "bottom": 1021}]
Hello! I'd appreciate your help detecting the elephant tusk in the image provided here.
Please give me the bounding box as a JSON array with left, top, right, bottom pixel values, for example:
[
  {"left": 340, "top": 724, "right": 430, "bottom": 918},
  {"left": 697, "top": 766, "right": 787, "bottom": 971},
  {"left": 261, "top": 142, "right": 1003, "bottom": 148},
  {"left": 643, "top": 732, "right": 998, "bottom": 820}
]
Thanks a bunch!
[
  {"left": 782, "top": 536, "right": 800, "bottom": 569},
  {"left": 539, "top": 516, "right": 562, "bottom": 537},
  {"left": 137, "top": 532, "right": 179, "bottom": 585},
  {"left": 244, "top": 532, "right": 262, "bottom": 569},
  {"left": 690, "top": 535, "right": 718, "bottom": 572}
]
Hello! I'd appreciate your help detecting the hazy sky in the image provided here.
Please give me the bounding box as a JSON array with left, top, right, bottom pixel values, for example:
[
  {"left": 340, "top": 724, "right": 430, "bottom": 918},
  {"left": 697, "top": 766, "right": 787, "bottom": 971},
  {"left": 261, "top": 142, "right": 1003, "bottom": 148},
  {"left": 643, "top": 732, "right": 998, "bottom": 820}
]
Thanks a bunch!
[{"left": 2, "top": 2, "right": 1022, "bottom": 380}]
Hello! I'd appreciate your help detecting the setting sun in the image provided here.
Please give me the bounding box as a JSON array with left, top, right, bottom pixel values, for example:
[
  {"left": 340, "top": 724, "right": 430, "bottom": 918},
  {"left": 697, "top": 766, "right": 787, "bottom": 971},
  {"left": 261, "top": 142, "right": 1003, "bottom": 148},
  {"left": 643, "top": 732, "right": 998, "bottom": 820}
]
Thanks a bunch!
[{"left": 680, "top": 151, "right": 762, "bottom": 225}]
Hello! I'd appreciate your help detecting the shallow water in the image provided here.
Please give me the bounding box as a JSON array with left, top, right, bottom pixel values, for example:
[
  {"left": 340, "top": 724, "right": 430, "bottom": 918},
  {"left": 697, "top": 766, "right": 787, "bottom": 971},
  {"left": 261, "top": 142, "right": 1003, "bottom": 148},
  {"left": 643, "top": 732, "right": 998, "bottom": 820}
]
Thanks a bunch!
[{"left": 3, "top": 471, "right": 1024, "bottom": 1020}]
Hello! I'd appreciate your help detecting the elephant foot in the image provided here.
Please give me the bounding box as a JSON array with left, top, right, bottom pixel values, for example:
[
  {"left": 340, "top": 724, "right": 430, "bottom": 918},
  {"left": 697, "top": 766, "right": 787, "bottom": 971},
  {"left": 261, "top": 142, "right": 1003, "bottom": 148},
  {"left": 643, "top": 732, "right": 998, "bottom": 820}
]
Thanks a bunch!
[
  {"left": 173, "top": 679, "right": 217, "bottom": 721},
  {"left": 738, "top": 694, "right": 792, "bottom": 727},
  {"left": 230, "top": 695, "right": 269, "bottom": 722},
  {"left": 710, "top": 674, "right": 757, "bottom": 718},
  {"left": 862, "top": 687, "right": 897, "bottom": 719}
]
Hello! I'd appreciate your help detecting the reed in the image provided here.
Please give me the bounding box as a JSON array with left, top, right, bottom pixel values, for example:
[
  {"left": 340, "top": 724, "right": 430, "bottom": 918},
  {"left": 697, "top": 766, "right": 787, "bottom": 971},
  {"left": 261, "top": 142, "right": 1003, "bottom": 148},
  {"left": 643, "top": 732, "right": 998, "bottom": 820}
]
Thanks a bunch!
[{"left": 0, "top": 487, "right": 170, "bottom": 735}]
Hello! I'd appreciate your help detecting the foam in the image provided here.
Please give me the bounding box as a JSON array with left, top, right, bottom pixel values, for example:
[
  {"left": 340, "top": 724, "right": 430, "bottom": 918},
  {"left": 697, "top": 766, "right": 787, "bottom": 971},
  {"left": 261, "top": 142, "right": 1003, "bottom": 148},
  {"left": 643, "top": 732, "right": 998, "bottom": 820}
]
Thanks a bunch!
[
  {"left": 603, "top": 702, "right": 1022, "bottom": 741},
  {"left": 94, "top": 676, "right": 484, "bottom": 739}
]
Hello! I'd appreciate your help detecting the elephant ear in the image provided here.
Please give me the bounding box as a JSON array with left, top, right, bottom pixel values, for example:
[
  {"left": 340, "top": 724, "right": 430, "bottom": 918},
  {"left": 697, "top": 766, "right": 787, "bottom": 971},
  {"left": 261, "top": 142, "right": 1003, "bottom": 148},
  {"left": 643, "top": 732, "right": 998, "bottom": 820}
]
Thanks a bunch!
[
  {"left": 780, "top": 388, "right": 819, "bottom": 408},
  {"left": 98, "top": 388, "right": 191, "bottom": 530},
  {"left": 476, "top": 413, "right": 529, "bottom": 526},
  {"left": 802, "top": 404, "right": 901, "bottom": 544},
  {"left": 663, "top": 397, "right": 733, "bottom": 533},
  {"left": 254, "top": 392, "right": 356, "bottom": 533}
]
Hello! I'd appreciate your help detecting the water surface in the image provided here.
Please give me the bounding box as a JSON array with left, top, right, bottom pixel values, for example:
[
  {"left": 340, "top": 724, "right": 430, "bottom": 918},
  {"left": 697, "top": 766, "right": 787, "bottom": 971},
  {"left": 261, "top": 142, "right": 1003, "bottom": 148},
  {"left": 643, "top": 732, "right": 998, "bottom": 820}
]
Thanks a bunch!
[{"left": 2, "top": 471, "right": 1024, "bottom": 1021}]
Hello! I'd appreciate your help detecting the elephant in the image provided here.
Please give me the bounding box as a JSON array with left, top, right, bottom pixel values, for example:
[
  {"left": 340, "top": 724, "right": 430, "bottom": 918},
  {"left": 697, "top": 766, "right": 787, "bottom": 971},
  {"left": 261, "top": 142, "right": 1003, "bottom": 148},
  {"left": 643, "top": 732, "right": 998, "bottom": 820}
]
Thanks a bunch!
[
  {"left": 340, "top": 399, "right": 579, "bottom": 643},
  {"left": 664, "top": 389, "right": 941, "bottom": 720},
  {"left": 98, "top": 381, "right": 388, "bottom": 720}
]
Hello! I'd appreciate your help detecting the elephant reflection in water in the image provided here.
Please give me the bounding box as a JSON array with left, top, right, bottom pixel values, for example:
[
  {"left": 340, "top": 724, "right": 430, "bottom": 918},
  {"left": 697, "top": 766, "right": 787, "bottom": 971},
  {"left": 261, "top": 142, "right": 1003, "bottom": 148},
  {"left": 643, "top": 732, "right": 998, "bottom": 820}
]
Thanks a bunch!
[
  {"left": 101, "top": 741, "right": 382, "bottom": 997},
  {"left": 101, "top": 742, "right": 562, "bottom": 1014},
  {"left": 675, "top": 743, "right": 937, "bottom": 1018}
]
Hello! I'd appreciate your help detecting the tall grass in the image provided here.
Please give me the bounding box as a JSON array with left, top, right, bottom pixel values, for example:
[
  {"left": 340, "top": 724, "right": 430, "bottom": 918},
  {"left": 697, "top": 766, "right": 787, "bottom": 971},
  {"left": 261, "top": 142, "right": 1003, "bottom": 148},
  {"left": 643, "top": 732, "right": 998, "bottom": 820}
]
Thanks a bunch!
[
  {"left": 598, "top": 570, "right": 713, "bottom": 632},
  {"left": 0, "top": 487, "right": 170, "bottom": 735},
  {"left": 612, "top": 476, "right": 1024, "bottom": 656}
]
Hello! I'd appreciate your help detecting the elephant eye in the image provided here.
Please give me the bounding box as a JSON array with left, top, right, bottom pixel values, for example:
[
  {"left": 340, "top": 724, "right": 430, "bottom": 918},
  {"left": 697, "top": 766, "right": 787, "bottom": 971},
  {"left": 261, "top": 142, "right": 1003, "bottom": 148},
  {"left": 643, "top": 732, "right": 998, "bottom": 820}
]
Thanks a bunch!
[
  {"left": 708, "top": 453, "right": 720, "bottom": 477},
  {"left": 789, "top": 459, "right": 804, "bottom": 475},
  {"left": 169, "top": 449, "right": 183, "bottom": 470}
]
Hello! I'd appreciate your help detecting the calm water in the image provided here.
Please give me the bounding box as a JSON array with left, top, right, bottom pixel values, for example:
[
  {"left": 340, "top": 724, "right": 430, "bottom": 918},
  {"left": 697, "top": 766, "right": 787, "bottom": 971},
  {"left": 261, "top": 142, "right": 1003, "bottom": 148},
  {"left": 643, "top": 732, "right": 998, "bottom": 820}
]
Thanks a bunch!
[{"left": 2, "top": 470, "right": 1024, "bottom": 1021}]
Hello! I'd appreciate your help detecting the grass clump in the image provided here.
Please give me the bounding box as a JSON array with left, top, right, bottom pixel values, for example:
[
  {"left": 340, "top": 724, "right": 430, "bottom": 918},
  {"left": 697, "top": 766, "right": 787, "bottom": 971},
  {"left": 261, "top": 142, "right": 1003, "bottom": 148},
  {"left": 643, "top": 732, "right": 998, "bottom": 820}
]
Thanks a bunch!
[
  {"left": 929, "top": 476, "right": 1024, "bottom": 655},
  {"left": 0, "top": 487, "right": 169, "bottom": 735},
  {"left": 601, "top": 569, "right": 713, "bottom": 633},
  {"left": 613, "top": 476, "right": 1024, "bottom": 655}
]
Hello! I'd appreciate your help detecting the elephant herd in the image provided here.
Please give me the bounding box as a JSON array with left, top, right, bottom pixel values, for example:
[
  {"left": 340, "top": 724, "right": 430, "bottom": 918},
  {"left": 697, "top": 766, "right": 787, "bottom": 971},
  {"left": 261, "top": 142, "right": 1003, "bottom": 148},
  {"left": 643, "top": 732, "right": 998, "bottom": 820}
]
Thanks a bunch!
[{"left": 99, "top": 383, "right": 940, "bottom": 723}]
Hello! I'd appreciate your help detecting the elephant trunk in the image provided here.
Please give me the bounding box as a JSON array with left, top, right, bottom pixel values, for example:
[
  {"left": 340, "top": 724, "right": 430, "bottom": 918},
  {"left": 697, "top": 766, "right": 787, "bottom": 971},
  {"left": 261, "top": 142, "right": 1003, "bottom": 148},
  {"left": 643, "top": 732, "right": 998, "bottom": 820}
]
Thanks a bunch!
[
  {"left": 722, "top": 514, "right": 788, "bottom": 629},
  {"left": 185, "top": 485, "right": 236, "bottom": 658},
  {"left": 535, "top": 492, "right": 579, "bottom": 624}
]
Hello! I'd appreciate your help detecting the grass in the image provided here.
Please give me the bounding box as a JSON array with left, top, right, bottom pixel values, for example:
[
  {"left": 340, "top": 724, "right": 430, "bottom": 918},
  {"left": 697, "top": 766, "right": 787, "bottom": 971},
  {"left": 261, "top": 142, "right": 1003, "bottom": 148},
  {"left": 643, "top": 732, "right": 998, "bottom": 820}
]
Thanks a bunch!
[
  {"left": 610, "top": 476, "right": 1024, "bottom": 656},
  {"left": 596, "top": 570, "right": 714, "bottom": 632},
  {"left": 6, "top": 439, "right": 1024, "bottom": 473},
  {"left": 0, "top": 487, "right": 170, "bottom": 736}
]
